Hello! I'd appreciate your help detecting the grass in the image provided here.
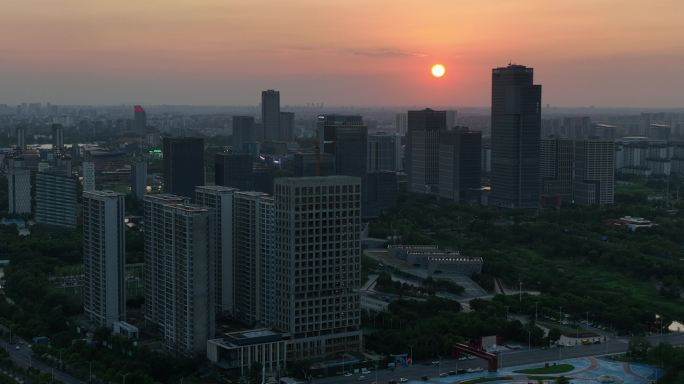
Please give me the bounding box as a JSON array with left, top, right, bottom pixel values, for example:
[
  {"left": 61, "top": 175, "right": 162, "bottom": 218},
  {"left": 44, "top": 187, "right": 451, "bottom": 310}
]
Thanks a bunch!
[
  {"left": 514, "top": 363, "right": 574, "bottom": 374},
  {"left": 459, "top": 377, "right": 513, "bottom": 384}
]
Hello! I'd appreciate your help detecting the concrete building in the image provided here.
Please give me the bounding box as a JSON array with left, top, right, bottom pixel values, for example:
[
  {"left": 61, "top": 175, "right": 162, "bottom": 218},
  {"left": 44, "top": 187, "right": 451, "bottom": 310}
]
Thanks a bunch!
[
  {"left": 367, "top": 133, "right": 402, "bottom": 172},
  {"left": 52, "top": 123, "right": 64, "bottom": 150},
  {"left": 207, "top": 329, "right": 290, "bottom": 376},
  {"left": 406, "top": 109, "right": 447, "bottom": 195},
  {"left": 540, "top": 137, "right": 574, "bottom": 204},
  {"left": 262, "top": 90, "right": 280, "bottom": 142},
  {"left": 83, "top": 191, "right": 126, "bottom": 327},
  {"left": 395, "top": 113, "right": 408, "bottom": 135},
  {"left": 162, "top": 137, "right": 205, "bottom": 197},
  {"left": 195, "top": 186, "right": 237, "bottom": 314},
  {"left": 15, "top": 126, "right": 26, "bottom": 150},
  {"left": 234, "top": 191, "right": 274, "bottom": 326},
  {"left": 82, "top": 161, "right": 95, "bottom": 192},
  {"left": 130, "top": 161, "right": 147, "bottom": 200},
  {"left": 438, "top": 128, "right": 482, "bottom": 203},
  {"left": 232, "top": 116, "right": 256, "bottom": 153},
  {"left": 7, "top": 168, "right": 31, "bottom": 214},
  {"left": 144, "top": 194, "right": 215, "bottom": 356},
  {"left": 490, "top": 64, "right": 542, "bottom": 209},
  {"left": 574, "top": 140, "right": 615, "bottom": 206},
  {"left": 35, "top": 169, "right": 78, "bottom": 228},
  {"left": 273, "top": 176, "right": 362, "bottom": 359},
  {"left": 318, "top": 115, "right": 367, "bottom": 178}
]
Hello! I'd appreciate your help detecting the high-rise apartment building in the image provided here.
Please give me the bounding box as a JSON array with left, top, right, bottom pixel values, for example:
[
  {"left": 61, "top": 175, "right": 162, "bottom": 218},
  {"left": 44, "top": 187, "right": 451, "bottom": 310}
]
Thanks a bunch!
[
  {"left": 162, "top": 137, "right": 205, "bottom": 197},
  {"left": 490, "top": 64, "right": 542, "bottom": 208},
  {"left": 563, "top": 117, "right": 592, "bottom": 140},
  {"left": 273, "top": 176, "right": 362, "bottom": 359},
  {"left": 234, "top": 191, "right": 274, "bottom": 326},
  {"left": 574, "top": 140, "right": 615, "bottom": 206},
  {"left": 232, "top": 116, "right": 256, "bottom": 153},
  {"left": 318, "top": 115, "right": 367, "bottom": 178},
  {"left": 395, "top": 113, "right": 408, "bottom": 135},
  {"left": 215, "top": 153, "right": 254, "bottom": 190},
  {"left": 438, "top": 128, "right": 482, "bottom": 203},
  {"left": 35, "top": 169, "right": 78, "bottom": 228},
  {"left": 367, "top": 133, "right": 402, "bottom": 172},
  {"left": 131, "top": 161, "right": 147, "bottom": 200},
  {"left": 279, "top": 112, "right": 295, "bottom": 142},
  {"left": 7, "top": 168, "right": 31, "bottom": 214},
  {"left": 83, "top": 191, "right": 126, "bottom": 327},
  {"left": 82, "top": 161, "right": 95, "bottom": 192},
  {"left": 134, "top": 105, "right": 147, "bottom": 132},
  {"left": 540, "top": 137, "right": 574, "bottom": 203},
  {"left": 52, "top": 123, "right": 64, "bottom": 150},
  {"left": 195, "top": 186, "right": 237, "bottom": 314},
  {"left": 15, "top": 126, "right": 26, "bottom": 150},
  {"left": 262, "top": 90, "right": 280, "bottom": 142},
  {"left": 143, "top": 194, "right": 215, "bottom": 355},
  {"left": 406, "top": 108, "right": 447, "bottom": 194}
]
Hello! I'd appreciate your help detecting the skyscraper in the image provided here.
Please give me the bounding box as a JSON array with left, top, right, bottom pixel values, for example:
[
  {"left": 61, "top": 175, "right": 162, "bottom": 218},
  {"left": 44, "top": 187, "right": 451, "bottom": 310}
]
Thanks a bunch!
[
  {"left": 131, "top": 161, "right": 147, "bottom": 200},
  {"left": 52, "top": 123, "right": 64, "bottom": 150},
  {"left": 162, "top": 137, "right": 205, "bottom": 197},
  {"left": 195, "top": 186, "right": 237, "bottom": 314},
  {"left": 262, "top": 90, "right": 280, "bottom": 142},
  {"left": 83, "top": 191, "right": 126, "bottom": 327},
  {"left": 279, "top": 111, "right": 295, "bottom": 142},
  {"left": 574, "top": 139, "right": 615, "bottom": 205},
  {"left": 367, "top": 132, "right": 402, "bottom": 172},
  {"left": 82, "top": 161, "right": 95, "bottom": 192},
  {"left": 293, "top": 152, "right": 335, "bottom": 177},
  {"left": 232, "top": 116, "right": 256, "bottom": 153},
  {"left": 35, "top": 169, "right": 78, "bottom": 228},
  {"left": 490, "top": 64, "right": 542, "bottom": 208},
  {"left": 233, "top": 191, "right": 274, "bottom": 326},
  {"left": 134, "top": 105, "right": 147, "bottom": 132},
  {"left": 144, "top": 195, "right": 215, "bottom": 355},
  {"left": 215, "top": 153, "right": 254, "bottom": 190},
  {"left": 395, "top": 113, "right": 408, "bottom": 135},
  {"left": 318, "top": 115, "right": 367, "bottom": 178},
  {"left": 15, "top": 126, "right": 26, "bottom": 150},
  {"left": 438, "top": 128, "right": 482, "bottom": 203},
  {"left": 406, "top": 108, "right": 447, "bottom": 194},
  {"left": 540, "top": 137, "right": 574, "bottom": 203},
  {"left": 273, "top": 176, "right": 362, "bottom": 359},
  {"left": 7, "top": 168, "right": 31, "bottom": 214}
]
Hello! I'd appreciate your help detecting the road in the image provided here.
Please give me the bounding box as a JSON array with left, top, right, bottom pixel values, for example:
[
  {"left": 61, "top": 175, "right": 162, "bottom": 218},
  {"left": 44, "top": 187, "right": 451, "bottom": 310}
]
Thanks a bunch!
[
  {"left": 315, "top": 332, "right": 684, "bottom": 384},
  {"left": 0, "top": 338, "right": 83, "bottom": 384}
]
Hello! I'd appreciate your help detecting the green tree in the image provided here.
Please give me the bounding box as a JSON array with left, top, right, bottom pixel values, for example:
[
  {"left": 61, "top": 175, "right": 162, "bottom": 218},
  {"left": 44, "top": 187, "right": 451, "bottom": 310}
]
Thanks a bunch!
[
  {"left": 548, "top": 328, "right": 562, "bottom": 344},
  {"left": 628, "top": 336, "right": 650, "bottom": 360}
]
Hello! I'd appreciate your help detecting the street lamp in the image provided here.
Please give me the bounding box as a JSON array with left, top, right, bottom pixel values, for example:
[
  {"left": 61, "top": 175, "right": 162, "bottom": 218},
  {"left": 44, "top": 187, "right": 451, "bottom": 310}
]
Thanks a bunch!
[{"left": 121, "top": 372, "right": 130, "bottom": 384}]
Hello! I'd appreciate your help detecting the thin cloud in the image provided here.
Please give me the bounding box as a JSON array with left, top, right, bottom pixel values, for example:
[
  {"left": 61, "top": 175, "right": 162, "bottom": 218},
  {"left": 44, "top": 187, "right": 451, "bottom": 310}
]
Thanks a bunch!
[{"left": 347, "top": 48, "right": 428, "bottom": 58}]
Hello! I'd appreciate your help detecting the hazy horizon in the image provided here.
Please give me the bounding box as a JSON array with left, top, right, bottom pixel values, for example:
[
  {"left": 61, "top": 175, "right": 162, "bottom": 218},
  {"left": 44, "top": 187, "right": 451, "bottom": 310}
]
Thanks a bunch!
[{"left": 2, "top": 1, "right": 683, "bottom": 108}]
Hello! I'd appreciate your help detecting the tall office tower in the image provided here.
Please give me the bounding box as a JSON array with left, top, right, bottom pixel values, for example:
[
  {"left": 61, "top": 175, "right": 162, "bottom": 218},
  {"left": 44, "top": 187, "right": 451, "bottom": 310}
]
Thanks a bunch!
[
  {"left": 438, "top": 128, "right": 482, "bottom": 203},
  {"left": 35, "top": 169, "right": 78, "bottom": 228},
  {"left": 446, "top": 110, "right": 458, "bottom": 129},
  {"left": 15, "top": 126, "right": 26, "bottom": 150},
  {"left": 82, "top": 161, "right": 95, "bottom": 192},
  {"left": 143, "top": 194, "right": 185, "bottom": 326},
  {"left": 406, "top": 108, "right": 447, "bottom": 194},
  {"left": 293, "top": 152, "right": 335, "bottom": 177},
  {"left": 563, "top": 117, "right": 591, "bottom": 140},
  {"left": 540, "top": 137, "right": 574, "bottom": 204},
  {"left": 162, "top": 137, "right": 205, "bottom": 197},
  {"left": 233, "top": 191, "right": 274, "bottom": 326},
  {"left": 574, "top": 139, "right": 615, "bottom": 206},
  {"left": 363, "top": 171, "right": 399, "bottom": 217},
  {"left": 134, "top": 105, "right": 147, "bottom": 132},
  {"left": 52, "top": 124, "right": 64, "bottom": 150},
  {"left": 279, "top": 111, "right": 295, "bottom": 142},
  {"left": 130, "top": 161, "right": 147, "bottom": 200},
  {"left": 7, "top": 168, "right": 31, "bottom": 214},
  {"left": 262, "top": 90, "right": 280, "bottom": 142},
  {"left": 395, "top": 113, "right": 408, "bottom": 135},
  {"left": 273, "top": 176, "right": 362, "bottom": 359},
  {"left": 367, "top": 133, "right": 401, "bottom": 172},
  {"left": 318, "top": 115, "right": 368, "bottom": 178},
  {"left": 490, "top": 64, "right": 542, "bottom": 208},
  {"left": 215, "top": 153, "right": 254, "bottom": 190},
  {"left": 195, "top": 186, "right": 237, "bottom": 314},
  {"left": 143, "top": 195, "right": 214, "bottom": 355},
  {"left": 83, "top": 191, "right": 126, "bottom": 327},
  {"left": 232, "top": 116, "right": 256, "bottom": 153}
]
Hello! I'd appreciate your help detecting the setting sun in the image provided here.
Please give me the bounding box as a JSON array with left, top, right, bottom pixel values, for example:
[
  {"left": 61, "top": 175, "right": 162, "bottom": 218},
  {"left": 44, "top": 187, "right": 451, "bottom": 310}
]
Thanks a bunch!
[{"left": 431, "top": 64, "right": 446, "bottom": 78}]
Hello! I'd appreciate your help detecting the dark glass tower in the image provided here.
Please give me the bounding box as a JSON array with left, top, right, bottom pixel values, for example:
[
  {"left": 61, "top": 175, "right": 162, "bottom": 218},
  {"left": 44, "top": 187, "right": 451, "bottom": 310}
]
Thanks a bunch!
[
  {"left": 490, "top": 64, "right": 542, "bottom": 208},
  {"left": 162, "top": 137, "right": 204, "bottom": 197},
  {"left": 406, "top": 108, "right": 447, "bottom": 194},
  {"left": 134, "top": 105, "right": 147, "bottom": 132},
  {"left": 232, "top": 116, "right": 255, "bottom": 153},
  {"left": 318, "top": 115, "right": 367, "bottom": 178},
  {"left": 261, "top": 90, "right": 280, "bottom": 142}
]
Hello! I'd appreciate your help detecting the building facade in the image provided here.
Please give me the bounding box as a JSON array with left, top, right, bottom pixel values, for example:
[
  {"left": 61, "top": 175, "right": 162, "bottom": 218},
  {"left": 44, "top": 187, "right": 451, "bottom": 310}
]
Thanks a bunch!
[
  {"left": 367, "top": 133, "right": 402, "bottom": 172},
  {"left": 215, "top": 153, "right": 254, "bottom": 191},
  {"left": 83, "top": 191, "right": 126, "bottom": 327},
  {"left": 438, "top": 128, "right": 482, "bottom": 203},
  {"left": 131, "top": 161, "right": 147, "bottom": 200},
  {"left": 82, "top": 161, "right": 95, "bottom": 192},
  {"left": 7, "top": 168, "right": 31, "bottom": 214},
  {"left": 574, "top": 139, "right": 615, "bottom": 205},
  {"left": 35, "top": 169, "right": 78, "bottom": 228},
  {"left": 406, "top": 109, "right": 447, "bottom": 194},
  {"left": 162, "top": 137, "right": 205, "bottom": 197},
  {"left": 233, "top": 116, "right": 256, "bottom": 153},
  {"left": 262, "top": 90, "right": 280, "bottom": 142},
  {"left": 318, "top": 115, "right": 367, "bottom": 178}
]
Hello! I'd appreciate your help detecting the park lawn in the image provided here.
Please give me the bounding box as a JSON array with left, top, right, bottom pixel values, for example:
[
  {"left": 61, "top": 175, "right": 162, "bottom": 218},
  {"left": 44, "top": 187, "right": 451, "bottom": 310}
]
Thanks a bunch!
[{"left": 514, "top": 363, "right": 574, "bottom": 374}]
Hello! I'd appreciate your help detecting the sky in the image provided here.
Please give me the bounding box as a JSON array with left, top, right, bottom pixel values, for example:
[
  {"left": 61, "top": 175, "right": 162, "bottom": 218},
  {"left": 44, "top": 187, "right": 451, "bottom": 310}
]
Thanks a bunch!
[{"left": 1, "top": 0, "right": 683, "bottom": 107}]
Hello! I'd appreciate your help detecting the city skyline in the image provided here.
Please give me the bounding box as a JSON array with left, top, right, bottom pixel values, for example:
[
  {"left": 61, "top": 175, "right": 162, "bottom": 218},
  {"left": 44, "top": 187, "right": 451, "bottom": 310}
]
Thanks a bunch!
[{"left": 1, "top": 1, "right": 683, "bottom": 108}]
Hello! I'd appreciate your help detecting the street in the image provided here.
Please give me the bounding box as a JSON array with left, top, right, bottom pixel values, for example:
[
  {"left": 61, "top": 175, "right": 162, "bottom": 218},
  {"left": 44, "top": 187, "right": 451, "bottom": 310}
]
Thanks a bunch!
[{"left": 0, "top": 338, "right": 83, "bottom": 384}]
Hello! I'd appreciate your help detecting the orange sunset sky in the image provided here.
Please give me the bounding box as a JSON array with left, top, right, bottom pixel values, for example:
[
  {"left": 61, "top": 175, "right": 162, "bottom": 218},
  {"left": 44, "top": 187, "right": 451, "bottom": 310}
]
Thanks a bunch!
[{"left": 1, "top": 0, "right": 683, "bottom": 107}]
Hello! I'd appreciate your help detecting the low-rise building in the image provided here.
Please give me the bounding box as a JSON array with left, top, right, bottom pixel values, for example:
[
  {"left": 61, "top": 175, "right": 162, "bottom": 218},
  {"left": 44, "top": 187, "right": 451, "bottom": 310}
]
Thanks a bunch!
[{"left": 207, "top": 329, "right": 290, "bottom": 377}]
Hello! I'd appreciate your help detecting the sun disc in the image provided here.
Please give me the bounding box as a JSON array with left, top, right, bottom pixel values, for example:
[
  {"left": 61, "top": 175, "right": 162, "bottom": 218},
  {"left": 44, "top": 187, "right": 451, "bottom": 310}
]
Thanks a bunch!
[{"left": 431, "top": 64, "right": 446, "bottom": 78}]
